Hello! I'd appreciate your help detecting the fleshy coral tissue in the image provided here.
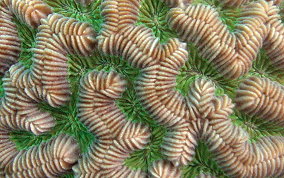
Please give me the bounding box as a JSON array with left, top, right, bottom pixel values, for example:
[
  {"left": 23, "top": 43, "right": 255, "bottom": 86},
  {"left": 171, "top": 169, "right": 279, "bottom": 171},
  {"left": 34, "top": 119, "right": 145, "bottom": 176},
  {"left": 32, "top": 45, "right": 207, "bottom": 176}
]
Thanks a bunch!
[{"left": 0, "top": 0, "right": 284, "bottom": 177}]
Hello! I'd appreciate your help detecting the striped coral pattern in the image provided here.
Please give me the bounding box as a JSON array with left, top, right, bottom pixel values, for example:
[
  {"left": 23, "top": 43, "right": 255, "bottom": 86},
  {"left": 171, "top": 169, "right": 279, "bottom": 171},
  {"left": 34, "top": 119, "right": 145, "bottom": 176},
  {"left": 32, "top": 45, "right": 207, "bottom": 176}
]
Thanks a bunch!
[
  {"left": 236, "top": 76, "right": 284, "bottom": 126},
  {"left": 167, "top": 0, "right": 278, "bottom": 79},
  {"left": 0, "top": 3, "right": 20, "bottom": 76},
  {"left": 99, "top": 26, "right": 161, "bottom": 68},
  {"left": 0, "top": 0, "right": 52, "bottom": 76},
  {"left": 9, "top": 13, "right": 96, "bottom": 107},
  {"left": 0, "top": 1, "right": 94, "bottom": 176},
  {"left": 3, "top": 0, "right": 52, "bottom": 27},
  {"left": 1, "top": 134, "right": 79, "bottom": 177},
  {"left": 74, "top": 70, "right": 150, "bottom": 177},
  {"left": 0, "top": 0, "right": 284, "bottom": 177},
  {"left": 0, "top": 127, "right": 18, "bottom": 171},
  {"left": 149, "top": 160, "right": 181, "bottom": 177},
  {"left": 100, "top": 0, "right": 141, "bottom": 36},
  {"left": 0, "top": 73, "right": 79, "bottom": 177},
  {"left": 0, "top": 71, "right": 55, "bottom": 134}
]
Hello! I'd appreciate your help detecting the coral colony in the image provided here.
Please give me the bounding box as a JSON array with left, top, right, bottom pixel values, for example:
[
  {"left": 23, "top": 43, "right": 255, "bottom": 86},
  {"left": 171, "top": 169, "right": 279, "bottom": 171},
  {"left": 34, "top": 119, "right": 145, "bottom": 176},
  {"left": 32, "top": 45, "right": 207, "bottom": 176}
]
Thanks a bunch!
[{"left": 1, "top": 0, "right": 284, "bottom": 177}]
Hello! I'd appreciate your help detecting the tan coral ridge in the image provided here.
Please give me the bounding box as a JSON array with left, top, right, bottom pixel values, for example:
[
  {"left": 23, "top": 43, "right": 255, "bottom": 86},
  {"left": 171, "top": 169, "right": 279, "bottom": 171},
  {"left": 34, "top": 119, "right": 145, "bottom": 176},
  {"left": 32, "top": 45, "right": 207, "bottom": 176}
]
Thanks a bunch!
[
  {"left": 160, "top": 0, "right": 257, "bottom": 8},
  {"left": 0, "top": 1, "right": 97, "bottom": 176},
  {"left": 73, "top": 0, "right": 187, "bottom": 176},
  {"left": 0, "top": 68, "right": 79, "bottom": 178},
  {"left": 0, "top": 0, "right": 52, "bottom": 76},
  {"left": 9, "top": 13, "right": 97, "bottom": 107},
  {"left": 0, "top": 12, "right": 96, "bottom": 138},
  {"left": 149, "top": 160, "right": 216, "bottom": 178},
  {"left": 140, "top": 68, "right": 284, "bottom": 177},
  {"left": 167, "top": 0, "right": 284, "bottom": 79},
  {"left": 73, "top": 70, "right": 151, "bottom": 177},
  {"left": 235, "top": 76, "right": 284, "bottom": 127},
  {"left": 0, "top": 129, "right": 79, "bottom": 177},
  {"left": 94, "top": 0, "right": 284, "bottom": 177},
  {"left": 0, "top": 0, "right": 152, "bottom": 177}
]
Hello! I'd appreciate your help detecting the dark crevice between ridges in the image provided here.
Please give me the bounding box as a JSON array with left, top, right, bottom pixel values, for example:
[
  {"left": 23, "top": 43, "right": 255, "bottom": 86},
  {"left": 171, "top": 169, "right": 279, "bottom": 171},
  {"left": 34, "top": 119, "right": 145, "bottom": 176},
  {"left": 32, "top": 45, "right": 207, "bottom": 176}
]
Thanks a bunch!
[
  {"left": 137, "top": 0, "right": 178, "bottom": 43},
  {"left": 43, "top": 0, "right": 103, "bottom": 32},
  {"left": 182, "top": 140, "right": 227, "bottom": 178}
]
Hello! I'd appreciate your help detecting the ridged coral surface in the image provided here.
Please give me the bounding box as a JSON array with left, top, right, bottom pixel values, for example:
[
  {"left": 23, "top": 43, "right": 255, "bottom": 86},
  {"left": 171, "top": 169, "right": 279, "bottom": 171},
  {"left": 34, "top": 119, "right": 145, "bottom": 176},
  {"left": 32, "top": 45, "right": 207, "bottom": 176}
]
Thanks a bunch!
[{"left": 1, "top": 0, "right": 284, "bottom": 177}]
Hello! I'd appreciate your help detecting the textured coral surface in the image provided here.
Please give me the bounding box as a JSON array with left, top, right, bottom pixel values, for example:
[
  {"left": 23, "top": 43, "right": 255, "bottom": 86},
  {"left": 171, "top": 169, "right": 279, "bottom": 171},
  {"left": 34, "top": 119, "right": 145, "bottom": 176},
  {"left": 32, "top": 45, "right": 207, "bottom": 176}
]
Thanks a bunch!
[{"left": 1, "top": 0, "right": 284, "bottom": 177}]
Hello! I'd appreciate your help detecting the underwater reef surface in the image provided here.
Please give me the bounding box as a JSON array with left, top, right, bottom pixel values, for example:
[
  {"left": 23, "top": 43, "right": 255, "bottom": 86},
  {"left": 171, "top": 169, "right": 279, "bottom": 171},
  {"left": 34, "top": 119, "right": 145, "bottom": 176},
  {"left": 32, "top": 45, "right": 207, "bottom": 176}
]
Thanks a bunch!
[{"left": 0, "top": 0, "right": 284, "bottom": 177}]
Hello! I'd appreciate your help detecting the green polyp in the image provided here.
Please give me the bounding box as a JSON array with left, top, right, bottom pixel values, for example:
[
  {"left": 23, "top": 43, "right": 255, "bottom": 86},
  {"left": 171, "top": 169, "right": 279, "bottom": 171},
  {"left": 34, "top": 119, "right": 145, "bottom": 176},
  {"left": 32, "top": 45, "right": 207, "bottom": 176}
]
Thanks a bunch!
[
  {"left": 230, "top": 111, "right": 284, "bottom": 142},
  {"left": 124, "top": 126, "right": 167, "bottom": 170},
  {"left": 116, "top": 71, "right": 169, "bottom": 170},
  {"left": 60, "top": 174, "right": 74, "bottom": 178},
  {"left": 68, "top": 49, "right": 169, "bottom": 171},
  {"left": 280, "top": 0, "right": 284, "bottom": 22},
  {"left": 44, "top": 0, "right": 103, "bottom": 32},
  {"left": 39, "top": 100, "right": 96, "bottom": 153},
  {"left": 13, "top": 16, "right": 37, "bottom": 68},
  {"left": 218, "top": 7, "right": 241, "bottom": 32},
  {"left": 249, "top": 48, "right": 284, "bottom": 85},
  {"left": 11, "top": 93, "right": 95, "bottom": 154},
  {"left": 68, "top": 50, "right": 141, "bottom": 95},
  {"left": 137, "top": 0, "right": 177, "bottom": 43},
  {"left": 117, "top": 87, "right": 149, "bottom": 122},
  {"left": 10, "top": 130, "right": 52, "bottom": 150},
  {"left": 191, "top": 0, "right": 221, "bottom": 6},
  {"left": 176, "top": 43, "right": 238, "bottom": 98},
  {"left": 0, "top": 76, "right": 4, "bottom": 98},
  {"left": 182, "top": 140, "right": 227, "bottom": 178}
]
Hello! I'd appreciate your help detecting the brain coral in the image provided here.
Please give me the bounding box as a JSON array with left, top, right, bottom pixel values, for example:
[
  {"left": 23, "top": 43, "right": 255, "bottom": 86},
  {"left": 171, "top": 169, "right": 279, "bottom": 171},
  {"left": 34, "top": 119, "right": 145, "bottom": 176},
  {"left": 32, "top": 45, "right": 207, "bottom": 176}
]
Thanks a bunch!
[{"left": 1, "top": 0, "right": 284, "bottom": 177}]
